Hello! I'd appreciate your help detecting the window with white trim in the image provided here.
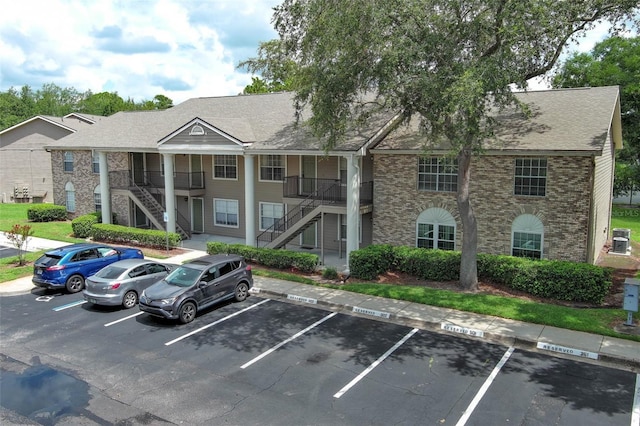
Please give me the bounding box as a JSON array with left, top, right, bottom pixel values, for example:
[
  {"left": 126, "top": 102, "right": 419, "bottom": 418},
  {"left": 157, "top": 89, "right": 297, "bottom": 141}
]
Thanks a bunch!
[
  {"left": 213, "top": 155, "right": 237, "bottom": 179},
  {"left": 259, "top": 155, "right": 285, "bottom": 182},
  {"left": 514, "top": 158, "right": 547, "bottom": 196},
  {"left": 259, "top": 202, "right": 284, "bottom": 230},
  {"left": 94, "top": 185, "right": 101, "bottom": 212},
  {"left": 418, "top": 157, "right": 457, "bottom": 192},
  {"left": 63, "top": 152, "right": 74, "bottom": 172},
  {"left": 214, "top": 199, "right": 239, "bottom": 227},
  {"left": 92, "top": 152, "right": 100, "bottom": 173},
  {"left": 65, "top": 182, "right": 76, "bottom": 212},
  {"left": 416, "top": 208, "right": 456, "bottom": 250},
  {"left": 511, "top": 214, "right": 543, "bottom": 259}
]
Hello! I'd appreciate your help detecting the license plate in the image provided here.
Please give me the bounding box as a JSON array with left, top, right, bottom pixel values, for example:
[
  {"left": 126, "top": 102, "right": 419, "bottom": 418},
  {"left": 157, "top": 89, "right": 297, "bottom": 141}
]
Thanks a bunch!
[
  {"left": 36, "top": 269, "right": 42, "bottom": 275},
  {"left": 88, "top": 298, "right": 97, "bottom": 304}
]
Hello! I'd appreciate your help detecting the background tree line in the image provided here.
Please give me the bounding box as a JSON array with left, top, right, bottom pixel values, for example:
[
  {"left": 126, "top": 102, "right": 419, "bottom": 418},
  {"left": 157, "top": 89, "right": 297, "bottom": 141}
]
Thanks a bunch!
[{"left": 0, "top": 83, "right": 173, "bottom": 131}]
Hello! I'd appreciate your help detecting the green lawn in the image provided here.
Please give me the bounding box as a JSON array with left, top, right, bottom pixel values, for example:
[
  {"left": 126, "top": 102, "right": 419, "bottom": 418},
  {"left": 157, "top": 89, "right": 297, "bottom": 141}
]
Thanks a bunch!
[{"left": 1, "top": 203, "right": 639, "bottom": 341}]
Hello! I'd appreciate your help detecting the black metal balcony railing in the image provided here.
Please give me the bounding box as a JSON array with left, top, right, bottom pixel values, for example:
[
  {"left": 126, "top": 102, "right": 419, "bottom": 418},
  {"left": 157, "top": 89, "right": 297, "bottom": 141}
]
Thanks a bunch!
[
  {"left": 283, "top": 176, "right": 373, "bottom": 204},
  {"left": 109, "top": 170, "right": 205, "bottom": 190}
]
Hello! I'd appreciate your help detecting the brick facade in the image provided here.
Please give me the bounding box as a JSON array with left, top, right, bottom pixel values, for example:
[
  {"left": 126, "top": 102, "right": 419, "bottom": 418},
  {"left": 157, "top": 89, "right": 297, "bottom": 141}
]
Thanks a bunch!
[{"left": 372, "top": 154, "right": 594, "bottom": 262}]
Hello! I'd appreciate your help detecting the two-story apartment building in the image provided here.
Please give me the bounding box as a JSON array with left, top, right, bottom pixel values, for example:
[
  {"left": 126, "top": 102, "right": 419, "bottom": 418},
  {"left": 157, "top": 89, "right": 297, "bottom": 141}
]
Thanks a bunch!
[{"left": 46, "top": 86, "right": 622, "bottom": 265}]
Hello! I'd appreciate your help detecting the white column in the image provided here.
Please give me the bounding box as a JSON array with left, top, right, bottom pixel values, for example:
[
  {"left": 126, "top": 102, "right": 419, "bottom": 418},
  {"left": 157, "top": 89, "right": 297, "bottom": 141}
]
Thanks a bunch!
[
  {"left": 346, "top": 154, "right": 360, "bottom": 267},
  {"left": 244, "top": 154, "right": 256, "bottom": 246},
  {"left": 98, "top": 152, "right": 111, "bottom": 224},
  {"left": 163, "top": 153, "right": 176, "bottom": 233}
]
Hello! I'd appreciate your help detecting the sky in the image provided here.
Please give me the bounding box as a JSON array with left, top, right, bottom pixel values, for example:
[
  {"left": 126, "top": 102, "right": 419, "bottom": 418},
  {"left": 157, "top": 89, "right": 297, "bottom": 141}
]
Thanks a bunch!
[{"left": 0, "top": 1, "right": 626, "bottom": 105}]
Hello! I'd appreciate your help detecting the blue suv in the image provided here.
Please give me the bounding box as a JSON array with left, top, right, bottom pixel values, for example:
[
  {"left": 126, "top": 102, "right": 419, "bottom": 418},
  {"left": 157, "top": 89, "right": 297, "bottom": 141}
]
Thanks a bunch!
[{"left": 33, "top": 243, "right": 144, "bottom": 293}]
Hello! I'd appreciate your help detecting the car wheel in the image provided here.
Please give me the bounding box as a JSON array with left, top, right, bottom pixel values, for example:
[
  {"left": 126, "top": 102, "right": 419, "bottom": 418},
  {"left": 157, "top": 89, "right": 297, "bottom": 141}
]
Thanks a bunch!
[
  {"left": 65, "top": 274, "right": 85, "bottom": 293},
  {"left": 122, "top": 290, "right": 138, "bottom": 309},
  {"left": 178, "top": 302, "right": 196, "bottom": 324},
  {"left": 234, "top": 282, "right": 249, "bottom": 302}
]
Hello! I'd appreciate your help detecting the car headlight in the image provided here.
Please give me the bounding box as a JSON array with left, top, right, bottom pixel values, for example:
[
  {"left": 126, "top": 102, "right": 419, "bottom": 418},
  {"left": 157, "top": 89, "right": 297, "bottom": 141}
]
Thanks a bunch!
[{"left": 160, "top": 297, "right": 177, "bottom": 304}]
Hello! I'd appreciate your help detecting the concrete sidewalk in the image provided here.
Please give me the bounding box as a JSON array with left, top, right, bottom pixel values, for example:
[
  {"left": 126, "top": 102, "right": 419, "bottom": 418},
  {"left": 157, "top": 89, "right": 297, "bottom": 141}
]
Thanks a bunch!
[{"left": 1, "top": 237, "right": 639, "bottom": 371}]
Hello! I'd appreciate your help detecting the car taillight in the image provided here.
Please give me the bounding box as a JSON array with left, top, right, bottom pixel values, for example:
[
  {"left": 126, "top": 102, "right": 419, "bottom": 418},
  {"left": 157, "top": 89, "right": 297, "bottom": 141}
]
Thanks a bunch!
[
  {"left": 108, "top": 283, "right": 121, "bottom": 289},
  {"left": 47, "top": 265, "right": 65, "bottom": 271},
  {"left": 245, "top": 265, "right": 252, "bottom": 271}
]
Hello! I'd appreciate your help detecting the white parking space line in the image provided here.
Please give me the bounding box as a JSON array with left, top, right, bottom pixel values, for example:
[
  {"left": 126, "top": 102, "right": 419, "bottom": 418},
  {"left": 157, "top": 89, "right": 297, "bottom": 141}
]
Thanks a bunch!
[
  {"left": 241, "top": 312, "right": 338, "bottom": 369},
  {"left": 333, "top": 328, "right": 419, "bottom": 399},
  {"left": 632, "top": 373, "right": 640, "bottom": 426},
  {"left": 104, "top": 312, "right": 144, "bottom": 327},
  {"left": 455, "top": 346, "right": 515, "bottom": 426},
  {"left": 164, "top": 299, "right": 270, "bottom": 346},
  {"left": 52, "top": 300, "right": 87, "bottom": 311}
]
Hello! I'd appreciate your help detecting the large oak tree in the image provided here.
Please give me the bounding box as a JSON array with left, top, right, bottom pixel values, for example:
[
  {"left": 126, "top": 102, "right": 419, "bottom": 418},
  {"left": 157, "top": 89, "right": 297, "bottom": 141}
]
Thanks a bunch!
[{"left": 244, "top": 0, "right": 638, "bottom": 290}]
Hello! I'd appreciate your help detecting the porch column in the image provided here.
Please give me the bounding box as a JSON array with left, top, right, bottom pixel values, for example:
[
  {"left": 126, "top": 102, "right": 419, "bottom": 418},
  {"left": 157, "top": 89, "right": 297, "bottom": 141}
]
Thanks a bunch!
[
  {"left": 244, "top": 154, "right": 256, "bottom": 246},
  {"left": 98, "top": 151, "right": 111, "bottom": 224},
  {"left": 346, "top": 154, "right": 360, "bottom": 269},
  {"left": 163, "top": 153, "right": 176, "bottom": 233}
]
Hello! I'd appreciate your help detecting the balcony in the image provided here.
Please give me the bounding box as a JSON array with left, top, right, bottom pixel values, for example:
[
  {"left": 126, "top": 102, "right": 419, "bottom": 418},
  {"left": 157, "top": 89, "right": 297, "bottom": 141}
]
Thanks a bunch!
[
  {"left": 283, "top": 176, "right": 373, "bottom": 205},
  {"left": 109, "top": 170, "right": 205, "bottom": 194}
]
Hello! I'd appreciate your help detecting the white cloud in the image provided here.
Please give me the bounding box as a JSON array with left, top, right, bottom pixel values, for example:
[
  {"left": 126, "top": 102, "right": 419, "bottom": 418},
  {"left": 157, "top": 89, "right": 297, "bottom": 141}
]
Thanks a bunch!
[{"left": 0, "top": 0, "right": 278, "bottom": 104}]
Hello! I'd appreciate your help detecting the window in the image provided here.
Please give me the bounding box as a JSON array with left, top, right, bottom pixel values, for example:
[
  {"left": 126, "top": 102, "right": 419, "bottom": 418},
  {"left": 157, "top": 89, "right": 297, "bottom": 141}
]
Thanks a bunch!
[
  {"left": 213, "top": 155, "right": 237, "bottom": 179},
  {"left": 259, "top": 155, "right": 285, "bottom": 182},
  {"left": 339, "top": 157, "right": 347, "bottom": 185},
  {"left": 416, "top": 208, "right": 456, "bottom": 250},
  {"left": 418, "top": 157, "right": 457, "bottom": 192},
  {"left": 514, "top": 158, "right": 547, "bottom": 196},
  {"left": 94, "top": 186, "right": 101, "bottom": 212},
  {"left": 339, "top": 214, "right": 362, "bottom": 242},
  {"left": 512, "top": 214, "right": 543, "bottom": 259},
  {"left": 63, "top": 152, "right": 74, "bottom": 172},
  {"left": 92, "top": 152, "right": 100, "bottom": 173},
  {"left": 214, "top": 199, "right": 239, "bottom": 227},
  {"left": 260, "top": 202, "right": 284, "bottom": 230},
  {"left": 65, "top": 182, "right": 75, "bottom": 212}
]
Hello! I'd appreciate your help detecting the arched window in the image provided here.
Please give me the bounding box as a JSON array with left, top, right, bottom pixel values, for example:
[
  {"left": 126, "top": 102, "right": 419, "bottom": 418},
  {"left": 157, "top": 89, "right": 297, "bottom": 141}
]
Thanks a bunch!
[
  {"left": 416, "top": 208, "right": 456, "bottom": 250},
  {"left": 94, "top": 185, "right": 101, "bottom": 212},
  {"left": 65, "top": 182, "right": 76, "bottom": 212},
  {"left": 512, "top": 214, "right": 544, "bottom": 259}
]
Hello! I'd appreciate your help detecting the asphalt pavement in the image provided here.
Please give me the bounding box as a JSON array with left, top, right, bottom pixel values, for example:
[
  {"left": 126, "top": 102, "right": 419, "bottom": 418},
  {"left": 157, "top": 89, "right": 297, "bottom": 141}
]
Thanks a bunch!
[{"left": 1, "top": 234, "right": 639, "bottom": 371}]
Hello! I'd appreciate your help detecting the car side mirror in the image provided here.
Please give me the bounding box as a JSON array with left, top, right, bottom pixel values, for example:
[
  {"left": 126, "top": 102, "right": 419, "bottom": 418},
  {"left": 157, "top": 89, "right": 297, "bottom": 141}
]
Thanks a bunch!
[{"left": 198, "top": 281, "right": 208, "bottom": 288}]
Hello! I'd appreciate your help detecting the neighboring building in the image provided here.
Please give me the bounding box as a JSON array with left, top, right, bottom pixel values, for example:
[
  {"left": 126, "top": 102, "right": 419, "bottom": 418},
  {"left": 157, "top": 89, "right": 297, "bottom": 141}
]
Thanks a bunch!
[
  {"left": 46, "top": 87, "right": 622, "bottom": 265},
  {"left": 0, "top": 113, "right": 101, "bottom": 203}
]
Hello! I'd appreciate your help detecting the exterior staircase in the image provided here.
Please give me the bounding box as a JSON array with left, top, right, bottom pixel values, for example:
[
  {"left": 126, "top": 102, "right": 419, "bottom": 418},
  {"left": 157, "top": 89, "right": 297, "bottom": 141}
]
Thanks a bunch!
[{"left": 127, "top": 185, "right": 190, "bottom": 240}]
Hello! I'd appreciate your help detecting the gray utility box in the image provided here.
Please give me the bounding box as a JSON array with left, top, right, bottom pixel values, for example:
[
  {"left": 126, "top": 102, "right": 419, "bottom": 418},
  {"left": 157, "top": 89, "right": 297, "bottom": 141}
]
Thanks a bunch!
[
  {"left": 623, "top": 278, "right": 639, "bottom": 313},
  {"left": 613, "top": 228, "right": 631, "bottom": 239}
]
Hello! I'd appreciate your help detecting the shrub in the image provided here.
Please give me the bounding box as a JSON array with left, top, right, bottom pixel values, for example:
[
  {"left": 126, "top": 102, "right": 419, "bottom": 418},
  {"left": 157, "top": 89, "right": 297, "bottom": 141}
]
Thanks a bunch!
[
  {"left": 206, "top": 242, "right": 319, "bottom": 273},
  {"left": 393, "top": 246, "right": 461, "bottom": 281},
  {"left": 91, "top": 224, "right": 181, "bottom": 249},
  {"left": 322, "top": 267, "right": 339, "bottom": 280},
  {"left": 71, "top": 214, "right": 98, "bottom": 238},
  {"left": 348, "top": 244, "right": 395, "bottom": 280},
  {"left": 27, "top": 204, "right": 67, "bottom": 222}
]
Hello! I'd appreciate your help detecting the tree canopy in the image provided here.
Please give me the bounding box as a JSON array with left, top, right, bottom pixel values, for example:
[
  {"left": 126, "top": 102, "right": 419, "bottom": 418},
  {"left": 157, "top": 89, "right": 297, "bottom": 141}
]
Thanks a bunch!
[
  {"left": 244, "top": 0, "right": 639, "bottom": 290},
  {"left": 0, "top": 83, "right": 173, "bottom": 131}
]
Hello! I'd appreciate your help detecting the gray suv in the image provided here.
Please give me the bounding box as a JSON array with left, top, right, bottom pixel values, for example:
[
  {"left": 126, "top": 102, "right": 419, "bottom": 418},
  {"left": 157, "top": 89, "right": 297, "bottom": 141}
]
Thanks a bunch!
[{"left": 138, "top": 254, "right": 253, "bottom": 324}]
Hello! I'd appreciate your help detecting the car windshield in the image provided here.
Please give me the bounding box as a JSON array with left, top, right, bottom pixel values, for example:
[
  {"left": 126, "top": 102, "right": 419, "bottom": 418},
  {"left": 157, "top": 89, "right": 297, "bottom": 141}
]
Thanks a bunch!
[
  {"left": 94, "top": 265, "right": 127, "bottom": 279},
  {"left": 164, "top": 265, "right": 202, "bottom": 287}
]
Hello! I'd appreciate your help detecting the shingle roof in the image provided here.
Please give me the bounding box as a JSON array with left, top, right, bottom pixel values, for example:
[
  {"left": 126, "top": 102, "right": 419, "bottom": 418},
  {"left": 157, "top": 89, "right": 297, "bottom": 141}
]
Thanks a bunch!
[
  {"left": 372, "top": 86, "right": 621, "bottom": 154},
  {"left": 47, "top": 86, "right": 621, "bottom": 155}
]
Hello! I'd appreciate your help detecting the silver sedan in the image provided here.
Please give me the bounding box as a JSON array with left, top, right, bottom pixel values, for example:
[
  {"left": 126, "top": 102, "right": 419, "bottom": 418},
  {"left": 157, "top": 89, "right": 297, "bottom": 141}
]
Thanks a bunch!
[{"left": 83, "top": 259, "right": 176, "bottom": 309}]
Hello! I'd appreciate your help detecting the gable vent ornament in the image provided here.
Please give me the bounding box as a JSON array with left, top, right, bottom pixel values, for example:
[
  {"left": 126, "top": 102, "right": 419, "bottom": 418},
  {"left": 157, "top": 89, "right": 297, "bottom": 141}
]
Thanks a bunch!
[{"left": 190, "top": 125, "right": 205, "bottom": 135}]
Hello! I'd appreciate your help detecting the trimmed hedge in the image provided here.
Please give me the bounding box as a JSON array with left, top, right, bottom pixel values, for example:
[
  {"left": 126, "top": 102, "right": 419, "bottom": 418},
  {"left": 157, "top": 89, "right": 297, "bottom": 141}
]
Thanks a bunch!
[
  {"left": 91, "top": 223, "right": 181, "bottom": 249},
  {"left": 71, "top": 214, "right": 99, "bottom": 238},
  {"left": 27, "top": 204, "right": 67, "bottom": 222},
  {"left": 348, "top": 245, "right": 612, "bottom": 305},
  {"left": 207, "top": 242, "right": 319, "bottom": 273}
]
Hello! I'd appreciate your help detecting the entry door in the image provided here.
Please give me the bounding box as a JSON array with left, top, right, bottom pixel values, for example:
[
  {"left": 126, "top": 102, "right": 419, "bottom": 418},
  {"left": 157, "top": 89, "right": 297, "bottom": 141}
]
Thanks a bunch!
[
  {"left": 190, "top": 155, "right": 203, "bottom": 188},
  {"left": 300, "top": 206, "right": 317, "bottom": 248},
  {"left": 131, "top": 153, "right": 145, "bottom": 185},
  {"left": 192, "top": 198, "right": 204, "bottom": 234}
]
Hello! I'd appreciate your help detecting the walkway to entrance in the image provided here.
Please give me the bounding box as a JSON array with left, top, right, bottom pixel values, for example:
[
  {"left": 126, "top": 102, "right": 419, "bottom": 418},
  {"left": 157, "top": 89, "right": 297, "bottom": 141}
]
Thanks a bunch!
[{"left": 181, "top": 233, "right": 349, "bottom": 272}]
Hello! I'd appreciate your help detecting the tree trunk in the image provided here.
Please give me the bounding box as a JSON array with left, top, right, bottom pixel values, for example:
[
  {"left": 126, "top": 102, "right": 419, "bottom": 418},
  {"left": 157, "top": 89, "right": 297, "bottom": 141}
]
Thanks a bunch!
[{"left": 457, "top": 147, "right": 478, "bottom": 291}]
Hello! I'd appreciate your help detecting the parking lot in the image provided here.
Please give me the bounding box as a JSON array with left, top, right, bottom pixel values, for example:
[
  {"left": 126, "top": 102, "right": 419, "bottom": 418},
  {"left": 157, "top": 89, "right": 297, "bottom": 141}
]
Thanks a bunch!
[{"left": 1, "top": 290, "right": 639, "bottom": 425}]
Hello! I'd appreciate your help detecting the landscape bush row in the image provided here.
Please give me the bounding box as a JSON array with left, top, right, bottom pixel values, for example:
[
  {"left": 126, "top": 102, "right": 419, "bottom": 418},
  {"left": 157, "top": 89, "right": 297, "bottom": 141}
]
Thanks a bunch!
[
  {"left": 72, "top": 214, "right": 181, "bottom": 248},
  {"left": 207, "top": 241, "right": 318, "bottom": 273},
  {"left": 349, "top": 245, "right": 612, "bottom": 305}
]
